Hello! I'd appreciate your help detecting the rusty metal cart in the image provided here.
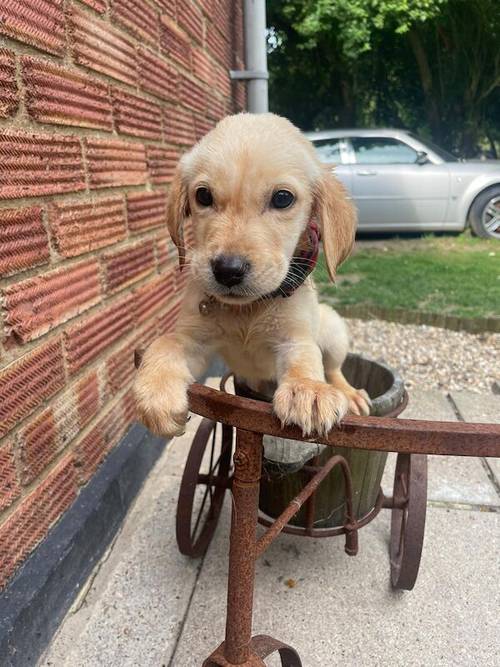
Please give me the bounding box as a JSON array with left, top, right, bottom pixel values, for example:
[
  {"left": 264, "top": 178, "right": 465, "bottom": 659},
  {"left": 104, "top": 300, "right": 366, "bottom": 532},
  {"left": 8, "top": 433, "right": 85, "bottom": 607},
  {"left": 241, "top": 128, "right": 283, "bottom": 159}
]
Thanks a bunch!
[
  {"left": 168, "top": 363, "right": 500, "bottom": 666},
  {"left": 179, "top": 381, "right": 499, "bottom": 666}
]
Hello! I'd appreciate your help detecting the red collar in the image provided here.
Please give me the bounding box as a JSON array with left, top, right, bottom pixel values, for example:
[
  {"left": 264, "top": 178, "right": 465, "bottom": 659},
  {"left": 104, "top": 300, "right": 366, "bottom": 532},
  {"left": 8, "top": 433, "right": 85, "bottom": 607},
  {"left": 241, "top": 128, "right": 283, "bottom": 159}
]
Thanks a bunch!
[{"left": 264, "top": 221, "right": 320, "bottom": 299}]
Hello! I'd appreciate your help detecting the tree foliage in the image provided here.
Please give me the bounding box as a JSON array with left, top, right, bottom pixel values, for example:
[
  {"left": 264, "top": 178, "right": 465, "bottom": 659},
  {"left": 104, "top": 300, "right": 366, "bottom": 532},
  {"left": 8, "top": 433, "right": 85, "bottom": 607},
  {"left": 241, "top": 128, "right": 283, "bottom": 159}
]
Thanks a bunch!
[{"left": 268, "top": 0, "right": 500, "bottom": 157}]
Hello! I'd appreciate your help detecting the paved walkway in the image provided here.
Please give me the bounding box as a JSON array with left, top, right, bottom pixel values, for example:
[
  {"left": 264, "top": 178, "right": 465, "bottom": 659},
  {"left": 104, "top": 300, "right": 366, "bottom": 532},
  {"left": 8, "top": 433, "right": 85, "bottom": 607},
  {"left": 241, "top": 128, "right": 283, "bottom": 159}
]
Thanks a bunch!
[{"left": 42, "top": 386, "right": 500, "bottom": 667}]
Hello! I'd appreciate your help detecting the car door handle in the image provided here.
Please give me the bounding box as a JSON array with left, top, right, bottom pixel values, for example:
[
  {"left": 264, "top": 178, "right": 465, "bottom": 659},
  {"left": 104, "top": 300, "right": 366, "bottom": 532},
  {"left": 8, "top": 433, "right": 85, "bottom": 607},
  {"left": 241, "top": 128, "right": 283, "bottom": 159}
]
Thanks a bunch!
[{"left": 356, "top": 170, "right": 377, "bottom": 176}]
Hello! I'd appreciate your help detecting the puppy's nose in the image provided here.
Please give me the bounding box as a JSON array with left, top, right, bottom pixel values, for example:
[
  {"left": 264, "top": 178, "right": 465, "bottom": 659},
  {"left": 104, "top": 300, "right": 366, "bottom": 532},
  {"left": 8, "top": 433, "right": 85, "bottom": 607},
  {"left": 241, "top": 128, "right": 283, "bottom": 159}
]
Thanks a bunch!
[{"left": 211, "top": 255, "right": 250, "bottom": 287}]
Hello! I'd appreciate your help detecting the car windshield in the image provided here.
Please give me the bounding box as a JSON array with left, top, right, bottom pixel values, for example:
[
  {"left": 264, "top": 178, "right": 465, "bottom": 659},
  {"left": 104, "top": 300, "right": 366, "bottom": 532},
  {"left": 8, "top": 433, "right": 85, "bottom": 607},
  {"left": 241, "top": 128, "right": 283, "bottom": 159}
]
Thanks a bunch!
[{"left": 408, "top": 133, "right": 459, "bottom": 162}]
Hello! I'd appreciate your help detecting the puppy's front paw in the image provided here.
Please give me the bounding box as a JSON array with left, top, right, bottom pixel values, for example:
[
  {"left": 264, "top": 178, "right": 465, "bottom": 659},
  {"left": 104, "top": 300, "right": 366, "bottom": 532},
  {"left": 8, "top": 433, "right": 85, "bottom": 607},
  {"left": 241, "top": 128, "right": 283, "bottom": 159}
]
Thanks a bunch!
[
  {"left": 134, "top": 369, "right": 189, "bottom": 438},
  {"left": 273, "top": 379, "right": 349, "bottom": 436}
]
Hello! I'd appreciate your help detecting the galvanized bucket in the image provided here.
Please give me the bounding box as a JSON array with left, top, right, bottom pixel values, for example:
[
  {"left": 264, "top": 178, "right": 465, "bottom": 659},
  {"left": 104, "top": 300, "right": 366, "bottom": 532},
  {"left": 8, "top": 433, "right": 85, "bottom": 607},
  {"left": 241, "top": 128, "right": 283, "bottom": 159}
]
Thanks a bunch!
[{"left": 235, "top": 354, "right": 406, "bottom": 530}]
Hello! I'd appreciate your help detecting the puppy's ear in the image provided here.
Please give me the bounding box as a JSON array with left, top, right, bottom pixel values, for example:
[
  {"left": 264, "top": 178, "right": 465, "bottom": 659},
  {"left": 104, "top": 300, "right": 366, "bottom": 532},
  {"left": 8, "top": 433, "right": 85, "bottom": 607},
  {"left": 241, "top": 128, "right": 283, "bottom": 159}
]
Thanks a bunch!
[
  {"left": 314, "top": 167, "right": 357, "bottom": 281},
  {"left": 166, "top": 164, "right": 190, "bottom": 268}
]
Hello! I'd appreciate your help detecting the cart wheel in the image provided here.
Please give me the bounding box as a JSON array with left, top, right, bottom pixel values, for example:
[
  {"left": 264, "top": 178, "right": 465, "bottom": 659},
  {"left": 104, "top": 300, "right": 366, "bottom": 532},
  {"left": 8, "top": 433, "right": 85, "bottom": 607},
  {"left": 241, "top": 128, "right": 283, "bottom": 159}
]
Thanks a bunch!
[
  {"left": 176, "top": 419, "right": 233, "bottom": 558},
  {"left": 390, "top": 453, "right": 427, "bottom": 590}
]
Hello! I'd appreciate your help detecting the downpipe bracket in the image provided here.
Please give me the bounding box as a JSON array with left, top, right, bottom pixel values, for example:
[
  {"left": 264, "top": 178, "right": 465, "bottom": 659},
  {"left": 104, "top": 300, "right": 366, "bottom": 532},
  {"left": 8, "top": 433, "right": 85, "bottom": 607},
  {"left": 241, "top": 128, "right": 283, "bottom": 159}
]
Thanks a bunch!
[{"left": 229, "top": 69, "right": 269, "bottom": 80}]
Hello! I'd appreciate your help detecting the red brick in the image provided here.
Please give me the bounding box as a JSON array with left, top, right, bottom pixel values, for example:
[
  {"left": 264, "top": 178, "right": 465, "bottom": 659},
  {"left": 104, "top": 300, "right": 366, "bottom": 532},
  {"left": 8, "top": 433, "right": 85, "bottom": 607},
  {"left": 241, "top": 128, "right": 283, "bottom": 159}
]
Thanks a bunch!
[
  {"left": 234, "top": 79, "right": 246, "bottom": 112},
  {"left": 69, "top": 6, "right": 137, "bottom": 86},
  {"left": 0, "top": 131, "right": 85, "bottom": 200},
  {"left": 0, "top": 442, "right": 21, "bottom": 512},
  {"left": 192, "top": 48, "right": 215, "bottom": 86},
  {"left": 111, "top": 0, "right": 159, "bottom": 45},
  {"left": 0, "top": 0, "right": 65, "bottom": 56},
  {"left": 0, "top": 49, "right": 18, "bottom": 118},
  {"left": 107, "top": 321, "right": 156, "bottom": 393},
  {"left": 233, "top": 2, "right": 244, "bottom": 57},
  {"left": 0, "top": 338, "right": 65, "bottom": 438},
  {"left": 103, "top": 240, "right": 155, "bottom": 293},
  {"left": 156, "top": 236, "right": 176, "bottom": 271},
  {"left": 85, "top": 138, "right": 148, "bottom": 189},
  {"left": 206, "top": 92, "right": 226, "bottom": 120},
  {"left": 197, "top": 0, "right": 214, "bottom": 15},
  {"left": 74, "top": 423, "right": 106, "bottom": 485},
  {"left": 79, "top": 0, "right": 107, "bottom": 12},
  {"left": 103, "top": 398, "right": 132, "bottom": 444},
  {"left": 122, "top": 388, "right": 136, "bottom": 423},
  {"left": 22, "top": 56, "right": 113, "bottom": 131},
  {"left": 179, "top": 74, "right": 206, "bottom": 114},
  {"left": 127, "top": 191, "right": 167, "bottom": 233},
  {"left": 177, "top": 1, "right": 204, "bottom": 43},
  {"left": 0, "top": 207, "right": 50, "bottom": 277},
  {"left": 64, "top": 295, "right": 134, "bottom": 375},
  {"left": 18, "top": 409, "right": 58, "bottom": 485},
  {"left": 147, "top": 146, "right": 178, "bottom": 184},
  {"left": 76, "top": 372, "right": 100, "bottom": 428},
  {"left": 137, "top": 47, "right": 178, "bottom": 102},
  {"left": 160, "top": 16, "right": 191, "bottom": 69},
  {"left": 0, "top": 455, "right": 77, "bottom": 589},
  {"left": 75, "top": 398, "right": 130, "bottom": 484},
  {"left": 164, "top": 105, "right": 196, "bottom": 146},
  {"left": 214, "top": 63, "right": 231, "bottom": 99},
  {"left": 134, "top": 272, "right": 176, "bottom": 324},
  {"left": 194, "top": 114, "right": 216, "bottom": 140},
  {"left": 154, "top": 0, "right": 176, "bottom": 19},
  {"left": 213, "top": 0, "right": 231, "bottom": 35},
  {"left": 157, "top": 298, "right": 182, "bottom": 334},
  {"left": 3, "top": 260, "right": 102, "bottom": 344},
  {"left": 112, "top": 88, "right": 163, "bottom": 140},
  {"left": 49, "top": 196, "right": 127, "bottom": 258},
  {"left": 207, "top": 22, "right": 230, "bottom": 66},
  {"left": 58, "top": 372, "right": 99, "bottom": 441}
]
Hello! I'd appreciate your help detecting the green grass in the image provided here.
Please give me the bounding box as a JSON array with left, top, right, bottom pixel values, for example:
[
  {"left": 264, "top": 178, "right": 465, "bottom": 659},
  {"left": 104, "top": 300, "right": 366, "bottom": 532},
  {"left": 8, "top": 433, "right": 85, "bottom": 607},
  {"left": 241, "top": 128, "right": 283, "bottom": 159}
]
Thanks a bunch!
[{"left": 314, "top": 233, "right": 500, "bottom": 319}]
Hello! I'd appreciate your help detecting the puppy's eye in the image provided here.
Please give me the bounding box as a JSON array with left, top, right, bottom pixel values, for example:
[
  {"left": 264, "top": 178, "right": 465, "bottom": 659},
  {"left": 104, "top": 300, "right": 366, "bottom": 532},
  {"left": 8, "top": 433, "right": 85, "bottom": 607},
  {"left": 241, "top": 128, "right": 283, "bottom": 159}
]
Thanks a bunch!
[
  {"left": 271, "top": 189, "right": 295, "bottom": 209},
  {"left": 195, "top": 186, "right": 213, "bottom": 207}
]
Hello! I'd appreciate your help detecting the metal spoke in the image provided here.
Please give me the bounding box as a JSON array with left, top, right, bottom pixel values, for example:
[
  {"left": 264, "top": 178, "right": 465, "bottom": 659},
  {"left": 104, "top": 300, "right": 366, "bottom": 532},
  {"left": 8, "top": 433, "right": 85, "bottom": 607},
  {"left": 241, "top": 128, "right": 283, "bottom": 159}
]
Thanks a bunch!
[
  {"left": 482, "top": 196, "right": 500, "bottom": 238},
  {"left": 485, "top": 216, "right": 500, "bottom": 232},
  {"left": 192, "top": 483, "right": 211, "bottom": 543},
  {"left": 207, "top": 426, "right": 217, "bottom": 505}
]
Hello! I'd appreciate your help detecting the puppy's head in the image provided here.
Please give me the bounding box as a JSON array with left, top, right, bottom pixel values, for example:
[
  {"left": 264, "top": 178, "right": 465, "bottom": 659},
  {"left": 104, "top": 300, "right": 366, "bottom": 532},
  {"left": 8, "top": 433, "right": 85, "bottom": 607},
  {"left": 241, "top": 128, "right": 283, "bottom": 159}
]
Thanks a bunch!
[{"left": 167, "top": 113, "right": 356, "bottom": 304}]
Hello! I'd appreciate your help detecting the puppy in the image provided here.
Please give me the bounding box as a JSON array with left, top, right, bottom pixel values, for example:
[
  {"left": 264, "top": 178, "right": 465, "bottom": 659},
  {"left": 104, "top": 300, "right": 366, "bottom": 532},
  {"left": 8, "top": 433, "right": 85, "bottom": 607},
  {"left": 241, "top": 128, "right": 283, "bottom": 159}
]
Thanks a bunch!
[{"left": 134, "top": 113, "right": 370, "bottom": 438}]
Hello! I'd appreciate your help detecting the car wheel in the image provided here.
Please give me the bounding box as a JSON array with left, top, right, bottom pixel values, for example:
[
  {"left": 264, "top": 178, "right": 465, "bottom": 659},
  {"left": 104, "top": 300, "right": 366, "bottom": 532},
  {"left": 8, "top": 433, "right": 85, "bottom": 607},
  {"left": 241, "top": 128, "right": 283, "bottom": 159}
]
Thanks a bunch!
[{"left": 469, "top": 186, "right": 500, "bottom": 239}]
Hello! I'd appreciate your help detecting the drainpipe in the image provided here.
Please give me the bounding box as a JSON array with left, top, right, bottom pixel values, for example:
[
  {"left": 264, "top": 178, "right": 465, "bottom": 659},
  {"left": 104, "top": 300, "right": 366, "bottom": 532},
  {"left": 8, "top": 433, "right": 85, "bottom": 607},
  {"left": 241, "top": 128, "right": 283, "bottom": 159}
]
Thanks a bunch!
[{"left": 230, "top": 0, "right": 269, "bottom": 113}]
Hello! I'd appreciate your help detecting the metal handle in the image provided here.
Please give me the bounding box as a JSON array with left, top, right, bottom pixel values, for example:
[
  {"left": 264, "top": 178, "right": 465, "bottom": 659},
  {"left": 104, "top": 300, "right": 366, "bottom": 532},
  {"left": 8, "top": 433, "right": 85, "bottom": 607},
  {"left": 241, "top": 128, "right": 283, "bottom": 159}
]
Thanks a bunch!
[{"left": 356, "top": 169, "right": 377, "bottom": 176}]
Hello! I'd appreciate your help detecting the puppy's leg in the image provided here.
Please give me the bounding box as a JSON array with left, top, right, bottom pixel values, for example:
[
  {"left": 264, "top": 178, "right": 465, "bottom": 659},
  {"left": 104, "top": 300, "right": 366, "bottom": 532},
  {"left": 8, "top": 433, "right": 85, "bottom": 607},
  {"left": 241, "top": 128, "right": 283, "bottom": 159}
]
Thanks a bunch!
[
  {"left": 273, "top": 336, "right": 350, "bottom": 436},
  {"left": 134, "top": 328, "right": 213, "bottom": 438},
  {"left": 317, "top": 304, "right": 371, "bottom": 417}
]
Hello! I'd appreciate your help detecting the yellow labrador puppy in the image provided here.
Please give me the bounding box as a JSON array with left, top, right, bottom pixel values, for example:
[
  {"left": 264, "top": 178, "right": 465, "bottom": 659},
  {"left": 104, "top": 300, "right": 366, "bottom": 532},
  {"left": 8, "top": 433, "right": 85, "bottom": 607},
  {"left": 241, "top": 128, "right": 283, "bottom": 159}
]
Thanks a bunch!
[{"left": 134, "top": 113, "right": 370, "bottom": 438}]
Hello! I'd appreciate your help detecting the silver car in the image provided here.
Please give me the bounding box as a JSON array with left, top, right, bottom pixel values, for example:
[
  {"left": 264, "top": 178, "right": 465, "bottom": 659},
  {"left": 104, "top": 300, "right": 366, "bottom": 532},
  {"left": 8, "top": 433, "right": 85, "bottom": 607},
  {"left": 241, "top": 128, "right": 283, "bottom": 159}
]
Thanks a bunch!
[{"left": 305, "top": 128, "right": 500, "bottom": 239}]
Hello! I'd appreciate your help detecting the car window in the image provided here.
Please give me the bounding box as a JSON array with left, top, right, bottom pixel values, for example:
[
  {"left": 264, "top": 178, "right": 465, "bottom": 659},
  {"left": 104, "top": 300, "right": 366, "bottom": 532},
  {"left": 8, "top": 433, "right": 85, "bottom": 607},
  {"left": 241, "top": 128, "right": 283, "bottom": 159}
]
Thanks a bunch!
[
  {"left": 351, "top": 137, "right": 417, "bottom": 164},
  {"left": 312, "top": 139, "right": 343, "bottom": 164},
  {"left": 407, "top": 132, "right": 459, "bottom": 162}
]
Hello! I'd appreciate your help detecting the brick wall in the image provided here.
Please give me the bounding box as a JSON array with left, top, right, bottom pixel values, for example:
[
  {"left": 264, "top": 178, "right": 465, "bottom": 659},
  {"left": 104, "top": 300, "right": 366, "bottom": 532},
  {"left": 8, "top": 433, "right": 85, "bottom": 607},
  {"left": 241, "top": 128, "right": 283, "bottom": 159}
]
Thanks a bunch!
[{"left": 0, "top": 0, "right": 245, "bottom": 589}]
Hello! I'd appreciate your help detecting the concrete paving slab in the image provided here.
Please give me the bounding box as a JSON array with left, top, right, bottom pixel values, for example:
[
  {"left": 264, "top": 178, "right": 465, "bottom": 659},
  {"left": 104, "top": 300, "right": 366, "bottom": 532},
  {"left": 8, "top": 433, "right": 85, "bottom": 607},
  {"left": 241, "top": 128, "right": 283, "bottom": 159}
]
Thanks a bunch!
[
  {"left": 171, "top": 504, "right": 499, "bottom": 667},
  {"left": 450, "top": 391, "right": 500, "bottom": 490},
  {"left": 450, "top": 391, "right": 500, "bottom": 424},
  {"left": 383, "top": 390, "right": 498, "bottom": 506},
  {"left": 42, "top": 443, "right": 194, "bottom": 667}
]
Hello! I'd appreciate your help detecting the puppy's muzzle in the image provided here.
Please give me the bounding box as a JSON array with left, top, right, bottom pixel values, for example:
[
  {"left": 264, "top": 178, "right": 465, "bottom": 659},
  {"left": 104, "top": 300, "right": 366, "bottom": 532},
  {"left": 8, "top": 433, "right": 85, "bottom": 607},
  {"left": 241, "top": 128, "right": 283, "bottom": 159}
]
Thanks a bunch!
[{"left": 211, "top": 255, "right": 251, "bottom": 287}]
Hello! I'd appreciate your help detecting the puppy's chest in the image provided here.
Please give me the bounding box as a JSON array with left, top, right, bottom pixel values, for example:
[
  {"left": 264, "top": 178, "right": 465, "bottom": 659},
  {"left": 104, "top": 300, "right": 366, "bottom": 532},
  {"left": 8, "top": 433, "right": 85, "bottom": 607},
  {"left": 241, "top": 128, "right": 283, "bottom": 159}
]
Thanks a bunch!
[{"left": 212, "top": 311, "right": 280, "bottom": 379}]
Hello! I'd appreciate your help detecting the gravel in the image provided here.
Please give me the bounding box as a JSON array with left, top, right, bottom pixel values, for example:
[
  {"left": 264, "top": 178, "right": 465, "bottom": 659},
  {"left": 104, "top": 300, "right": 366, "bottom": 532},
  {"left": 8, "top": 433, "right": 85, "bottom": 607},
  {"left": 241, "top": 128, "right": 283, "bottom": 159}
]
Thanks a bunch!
[{"left": 346, "top": 318, "right": 499, "bottom": 395}]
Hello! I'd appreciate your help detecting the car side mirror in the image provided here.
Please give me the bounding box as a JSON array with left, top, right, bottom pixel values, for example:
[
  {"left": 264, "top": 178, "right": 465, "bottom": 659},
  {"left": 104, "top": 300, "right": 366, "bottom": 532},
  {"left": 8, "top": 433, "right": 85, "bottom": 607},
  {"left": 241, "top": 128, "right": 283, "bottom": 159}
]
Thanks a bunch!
[{"left": 415, "top": 151, "right": 429, "bottom": 165}]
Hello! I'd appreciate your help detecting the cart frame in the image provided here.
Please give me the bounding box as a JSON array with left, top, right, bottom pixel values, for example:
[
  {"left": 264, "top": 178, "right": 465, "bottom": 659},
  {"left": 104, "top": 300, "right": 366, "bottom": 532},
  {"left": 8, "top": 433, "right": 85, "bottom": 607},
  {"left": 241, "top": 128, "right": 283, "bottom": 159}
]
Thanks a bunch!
[{"left": 182, "top": 382, "right": 500, "bottom": 667}]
